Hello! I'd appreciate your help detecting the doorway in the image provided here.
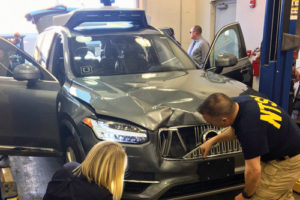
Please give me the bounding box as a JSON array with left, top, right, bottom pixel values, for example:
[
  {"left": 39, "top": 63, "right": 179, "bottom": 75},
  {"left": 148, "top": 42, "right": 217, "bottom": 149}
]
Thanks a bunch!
[{"left": 214, "top": 0, "right": 237, "bottom": 34}]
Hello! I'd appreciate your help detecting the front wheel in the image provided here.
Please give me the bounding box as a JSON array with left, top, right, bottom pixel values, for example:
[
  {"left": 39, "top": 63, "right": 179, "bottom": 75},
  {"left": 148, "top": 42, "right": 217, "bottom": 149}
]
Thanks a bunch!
[{"left": 64, "top": 137, "right": 83, "bottom": 163}]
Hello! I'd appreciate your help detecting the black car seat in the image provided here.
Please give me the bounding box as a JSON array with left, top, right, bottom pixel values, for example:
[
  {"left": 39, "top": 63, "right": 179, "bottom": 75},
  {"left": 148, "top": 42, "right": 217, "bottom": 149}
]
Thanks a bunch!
[
  {"left": 97, "top": 43, "right": 118, "bottom": 75},
  {"left": 123, "top": 44, "right": 148, "bottom": 74},
  {"left": 72, "top": 41, "right": 99, "bottom": 77}
]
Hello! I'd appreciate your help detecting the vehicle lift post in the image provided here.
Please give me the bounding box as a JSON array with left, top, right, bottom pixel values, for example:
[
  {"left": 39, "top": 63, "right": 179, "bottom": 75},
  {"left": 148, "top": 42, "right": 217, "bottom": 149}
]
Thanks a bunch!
[
  {"left": 259, "top": 0, "right": 300, "bottom": 111},
  {"left": 259, "top": 0, "right": 300, "bottom": 193}
]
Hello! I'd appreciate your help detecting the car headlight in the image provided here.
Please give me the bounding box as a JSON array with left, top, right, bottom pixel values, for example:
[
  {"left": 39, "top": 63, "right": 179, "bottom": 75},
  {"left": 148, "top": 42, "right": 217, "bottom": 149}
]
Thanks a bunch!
[{"left": 83, "top": 118, "right": 148, "bottom": 144}]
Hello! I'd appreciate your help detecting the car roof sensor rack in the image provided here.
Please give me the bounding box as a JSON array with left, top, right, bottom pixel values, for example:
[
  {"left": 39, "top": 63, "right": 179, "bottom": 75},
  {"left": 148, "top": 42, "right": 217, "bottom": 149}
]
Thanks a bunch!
[
  {"left": 54, "top": 9, "right": 150, "bottom": 30},
  {"left": 25, "top": 5, "right": 76, "bottom": 33},
  {"left": 26, "top": 6, "right": 149, "bottom": 33}
]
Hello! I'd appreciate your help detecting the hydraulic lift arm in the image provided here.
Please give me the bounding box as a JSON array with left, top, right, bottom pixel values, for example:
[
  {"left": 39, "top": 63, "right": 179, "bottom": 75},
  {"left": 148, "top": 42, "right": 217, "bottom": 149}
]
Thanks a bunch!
[{"left": 259, "top": 0, "right": 300, "bottom": 111}]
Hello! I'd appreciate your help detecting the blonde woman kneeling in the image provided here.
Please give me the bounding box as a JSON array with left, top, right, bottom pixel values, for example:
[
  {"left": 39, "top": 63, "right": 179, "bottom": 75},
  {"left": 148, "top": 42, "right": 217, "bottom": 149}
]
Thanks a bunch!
[{"left": 43, "top": 141, "right": 127, "bottom": 200}]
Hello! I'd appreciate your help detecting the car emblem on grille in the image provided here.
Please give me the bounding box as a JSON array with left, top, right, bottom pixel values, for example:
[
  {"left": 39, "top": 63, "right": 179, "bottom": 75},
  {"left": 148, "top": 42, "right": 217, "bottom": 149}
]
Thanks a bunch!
[{"left": 201, "top": 130, "right": 219, "bottom": 143}]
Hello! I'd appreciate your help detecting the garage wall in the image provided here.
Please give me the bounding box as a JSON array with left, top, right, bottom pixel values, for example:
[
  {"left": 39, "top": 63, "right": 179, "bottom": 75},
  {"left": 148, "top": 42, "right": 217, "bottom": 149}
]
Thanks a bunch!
[
  {"left": 140, "top": 0, "right": 181, "bottom": 42},
  {"left": 195, "top": 0, "right": 214, "bottom": 42},
  {"left": 181, "top": 0, "right": 197, "bottom": 50},
  {"left": 140, "top": 0, "right": 266, "bottom": 53},
  {"left": 236, "top": 0, "right": 266, "bottom": 51},
  {"left": 139, "top": 0, "right": 197, "bottom": 50},
  {"left": 214, "top": 0, "right": 237, "bottom": 34}
]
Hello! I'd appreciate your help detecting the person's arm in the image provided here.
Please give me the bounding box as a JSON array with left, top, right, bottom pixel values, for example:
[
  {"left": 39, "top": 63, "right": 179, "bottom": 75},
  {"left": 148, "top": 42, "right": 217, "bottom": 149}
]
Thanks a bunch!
[
  {"left": 235, "top": 156, "right": 261, "bottom": 200},
  {"left": 292, "top": 65, "right": 300, "bottom": 82},
  {"left": 192, "top": 42, "right": 204, "bottom": 66},
  {"left": 200, "top": 127, "right": 236, "bottom": 158},
  {"left": 193, "top": 41, "right": 210, "bottom": 68},
  {"left": 201, "top": 41, "right": 210, "bottom": 64}
]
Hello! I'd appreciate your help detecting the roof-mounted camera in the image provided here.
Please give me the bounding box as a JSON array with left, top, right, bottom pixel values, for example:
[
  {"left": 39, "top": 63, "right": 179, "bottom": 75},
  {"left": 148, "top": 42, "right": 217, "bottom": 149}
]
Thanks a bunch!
[{"left": 100, "top": 0, "right": 115, "bottom": 6}]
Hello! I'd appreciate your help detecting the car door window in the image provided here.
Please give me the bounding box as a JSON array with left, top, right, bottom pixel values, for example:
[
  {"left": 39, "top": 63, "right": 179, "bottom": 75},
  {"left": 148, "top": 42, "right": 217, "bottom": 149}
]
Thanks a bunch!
[
  {"left": 0, "top": 47, "right": 13, "bottom": 77},
  {"left": 34, "top": 31, "right": 55, "bottom": 68},
  {"left": 0, "top": 38, "right": 54, "bottom": 81},
  {"left": 0, "top": 39, "right": 27, "bottom": 77},
  {"left": 208, "top": 28, "right": 241, "bottom": 68},
  {"left": 48, "top": 35, "right": 65, "bottom": 84}
]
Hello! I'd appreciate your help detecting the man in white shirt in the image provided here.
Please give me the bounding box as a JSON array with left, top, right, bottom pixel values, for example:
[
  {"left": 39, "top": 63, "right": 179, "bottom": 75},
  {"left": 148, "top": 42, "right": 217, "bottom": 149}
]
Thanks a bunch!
[{"left": 188, "top": 25, "right": 210, "bottom": 68}]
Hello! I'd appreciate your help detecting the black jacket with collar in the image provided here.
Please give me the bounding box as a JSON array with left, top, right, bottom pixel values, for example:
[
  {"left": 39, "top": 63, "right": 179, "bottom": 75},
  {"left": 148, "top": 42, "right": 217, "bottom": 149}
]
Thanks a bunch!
[{"left": 43, "top": 162, "right": 113, "bottom": 200}]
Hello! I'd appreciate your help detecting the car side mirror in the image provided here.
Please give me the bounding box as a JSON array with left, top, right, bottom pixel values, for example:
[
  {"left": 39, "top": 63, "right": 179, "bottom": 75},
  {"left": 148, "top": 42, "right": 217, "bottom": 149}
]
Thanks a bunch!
[
  {"left": 13, "top": 63, "right": 40, "bottom": 82},
  {"left": 215, "top": 53, "right": 238, "bottom": 68}
]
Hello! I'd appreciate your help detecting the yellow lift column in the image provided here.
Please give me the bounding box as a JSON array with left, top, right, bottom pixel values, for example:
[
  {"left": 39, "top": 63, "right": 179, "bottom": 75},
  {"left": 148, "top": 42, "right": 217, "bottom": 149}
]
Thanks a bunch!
[
  {"left": 294, "top": 178, "right": 300, "bottom": 194},
  {"left": 1, "top": 168, "right": 18, "bottom": 200}
]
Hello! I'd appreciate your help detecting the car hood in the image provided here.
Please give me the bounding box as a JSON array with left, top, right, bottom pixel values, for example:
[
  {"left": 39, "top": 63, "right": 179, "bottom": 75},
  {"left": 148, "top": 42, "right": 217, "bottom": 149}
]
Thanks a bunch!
[{"left": 69, "top": 70, "right": 251, "bottom": 130}]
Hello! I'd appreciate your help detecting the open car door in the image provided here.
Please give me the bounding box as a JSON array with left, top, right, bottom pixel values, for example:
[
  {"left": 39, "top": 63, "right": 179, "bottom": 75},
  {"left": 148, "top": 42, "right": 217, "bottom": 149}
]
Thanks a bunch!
[
  {"left": 204, "top": 22, "right": 253, "bottom": 87},
  {"left": 25, "top": 5, "right": 75, "bottom": 33},
  {"left": 0, "top": 37, "right": 62, "bottom": 156}
]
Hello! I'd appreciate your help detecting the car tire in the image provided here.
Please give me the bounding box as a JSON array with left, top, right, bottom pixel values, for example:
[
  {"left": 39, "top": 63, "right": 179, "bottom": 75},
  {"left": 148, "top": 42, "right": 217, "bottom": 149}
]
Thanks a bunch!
[{"left": 64, "top": 137, "right": 83, "bottom": 163}]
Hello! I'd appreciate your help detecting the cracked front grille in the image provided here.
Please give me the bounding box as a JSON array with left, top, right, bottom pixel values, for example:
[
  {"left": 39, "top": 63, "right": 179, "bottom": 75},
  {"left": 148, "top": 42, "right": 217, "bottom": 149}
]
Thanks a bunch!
[{"left": 159, "top": 125, "right": 242, "bottom": 160}]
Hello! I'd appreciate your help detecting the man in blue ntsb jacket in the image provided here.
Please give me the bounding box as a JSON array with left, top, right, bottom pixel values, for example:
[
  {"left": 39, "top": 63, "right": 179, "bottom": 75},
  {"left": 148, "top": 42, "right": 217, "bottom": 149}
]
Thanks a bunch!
[{"left": 198, "top": 93, "right": 300, "bottom": 200}]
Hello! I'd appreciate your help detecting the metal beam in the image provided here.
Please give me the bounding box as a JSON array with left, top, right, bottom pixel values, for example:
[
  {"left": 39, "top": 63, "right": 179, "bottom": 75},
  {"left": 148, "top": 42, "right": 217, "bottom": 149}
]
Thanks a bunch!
[{"left": 259, "top": 0, "right": 299, "bottom": 111}]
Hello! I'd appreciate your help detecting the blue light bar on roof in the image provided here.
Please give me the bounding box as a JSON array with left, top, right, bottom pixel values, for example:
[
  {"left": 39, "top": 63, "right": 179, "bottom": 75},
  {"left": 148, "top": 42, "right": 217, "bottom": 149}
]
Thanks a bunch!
[{"left": 74, "top": 21, "right": 134, "bottom": 31}]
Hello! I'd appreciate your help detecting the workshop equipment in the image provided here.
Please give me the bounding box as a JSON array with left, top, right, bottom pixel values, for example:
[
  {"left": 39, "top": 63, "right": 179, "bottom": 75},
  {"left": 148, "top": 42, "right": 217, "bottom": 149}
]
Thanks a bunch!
[
  {"left": 259, "top": 0, "right": 300, "bottom": 111},
  {"left": 294, "top": 178, "right": 300, "bottom": 193},
  {"left": 260, "top": 0, "right": 300, "bottom": 194},
  {"left": 1, "top": 168, "right": 18, "bottom": 200},
  {"left": 0, "top": 156, "right": 18, "bottom": 200}
]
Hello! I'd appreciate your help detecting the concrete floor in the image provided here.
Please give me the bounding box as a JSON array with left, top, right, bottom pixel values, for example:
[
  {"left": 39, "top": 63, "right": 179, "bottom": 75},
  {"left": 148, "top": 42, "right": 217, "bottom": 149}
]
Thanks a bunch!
[
  {"left": 4, "top": 156, "right": 300, "bottom": 200},
  {"left": 8, "top": 156, "right": 63, "bottom": 200}
]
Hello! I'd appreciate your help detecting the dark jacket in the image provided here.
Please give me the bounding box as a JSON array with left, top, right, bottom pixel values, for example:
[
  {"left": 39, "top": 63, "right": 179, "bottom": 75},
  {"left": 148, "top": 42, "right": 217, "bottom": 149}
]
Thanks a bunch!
[{"left": 43, "top": 162, "right": 113, "bottom": 200}]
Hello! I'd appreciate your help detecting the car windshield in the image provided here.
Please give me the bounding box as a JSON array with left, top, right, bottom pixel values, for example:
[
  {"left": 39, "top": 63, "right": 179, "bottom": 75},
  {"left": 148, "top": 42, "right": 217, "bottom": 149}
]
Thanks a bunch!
[{"left": 68, "top": 34, "right": 197, "bottom": 77}]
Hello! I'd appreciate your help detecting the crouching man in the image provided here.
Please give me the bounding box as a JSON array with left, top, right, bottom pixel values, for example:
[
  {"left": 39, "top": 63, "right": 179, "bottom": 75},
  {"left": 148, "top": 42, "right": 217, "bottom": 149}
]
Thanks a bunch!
[{"left": 198, "top": 93, "right": 300, "bottom": 200}]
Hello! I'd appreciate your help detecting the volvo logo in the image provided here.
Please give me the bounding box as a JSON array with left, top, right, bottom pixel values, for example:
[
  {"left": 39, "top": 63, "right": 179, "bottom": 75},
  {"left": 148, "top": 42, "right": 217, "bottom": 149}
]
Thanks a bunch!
[{"left": 201, "top": 130, "right": 219, "bottom": 143}]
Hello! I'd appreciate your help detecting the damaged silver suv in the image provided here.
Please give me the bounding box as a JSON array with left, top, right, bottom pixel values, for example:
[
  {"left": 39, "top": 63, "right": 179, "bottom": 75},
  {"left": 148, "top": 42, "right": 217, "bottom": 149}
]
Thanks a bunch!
[{"left": 0, "top": 6, "right": 257, "bottom": 200}]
